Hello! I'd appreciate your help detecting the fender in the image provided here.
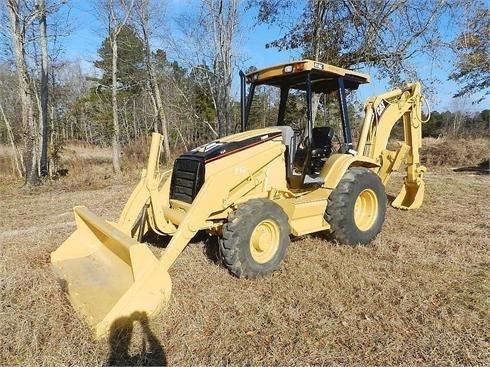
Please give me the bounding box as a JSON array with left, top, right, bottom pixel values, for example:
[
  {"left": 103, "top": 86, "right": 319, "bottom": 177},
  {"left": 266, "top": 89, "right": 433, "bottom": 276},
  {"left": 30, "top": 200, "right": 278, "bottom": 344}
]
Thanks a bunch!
[{"left": 320, "top": 153, "right": 380, "bottom": 190}]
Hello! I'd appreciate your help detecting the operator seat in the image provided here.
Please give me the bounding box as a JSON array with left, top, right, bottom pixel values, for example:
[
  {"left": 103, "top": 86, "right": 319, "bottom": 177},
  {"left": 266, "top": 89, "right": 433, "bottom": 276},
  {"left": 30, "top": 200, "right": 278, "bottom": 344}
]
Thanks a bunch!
[{"left": 311, "top": 126, "right": 334, "bottom": 159}]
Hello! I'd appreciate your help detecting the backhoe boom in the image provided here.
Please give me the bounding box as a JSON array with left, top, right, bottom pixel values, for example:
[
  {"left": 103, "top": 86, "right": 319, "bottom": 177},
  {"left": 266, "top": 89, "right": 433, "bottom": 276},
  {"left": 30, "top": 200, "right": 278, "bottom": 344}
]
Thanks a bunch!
[{"left": 358, "top": 82, "right": 426, "bottom": 209}]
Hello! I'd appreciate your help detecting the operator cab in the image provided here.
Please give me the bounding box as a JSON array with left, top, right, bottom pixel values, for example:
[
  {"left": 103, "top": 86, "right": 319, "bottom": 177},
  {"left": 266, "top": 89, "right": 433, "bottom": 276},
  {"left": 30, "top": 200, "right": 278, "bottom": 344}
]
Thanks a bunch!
[{"left": 240, "top": 60, "right": 370, "bottom": 188}]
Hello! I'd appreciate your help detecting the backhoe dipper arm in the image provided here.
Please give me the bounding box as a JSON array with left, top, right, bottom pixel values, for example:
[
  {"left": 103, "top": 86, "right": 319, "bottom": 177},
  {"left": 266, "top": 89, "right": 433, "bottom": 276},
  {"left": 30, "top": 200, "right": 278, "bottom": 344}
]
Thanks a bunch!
[{"left": 357, "top": 82, "right": 427, "bottom": 209}]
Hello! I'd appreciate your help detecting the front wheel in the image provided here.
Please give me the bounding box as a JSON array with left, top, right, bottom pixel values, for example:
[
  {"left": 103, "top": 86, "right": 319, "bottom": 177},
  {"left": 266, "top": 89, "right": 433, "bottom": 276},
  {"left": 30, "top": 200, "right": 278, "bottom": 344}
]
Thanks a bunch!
[
  {"left": 325, "top": 167, "right": 387, "bottom": 245},
  {"left": 219, "top": 199, "right": 290, "bottom": 278}
]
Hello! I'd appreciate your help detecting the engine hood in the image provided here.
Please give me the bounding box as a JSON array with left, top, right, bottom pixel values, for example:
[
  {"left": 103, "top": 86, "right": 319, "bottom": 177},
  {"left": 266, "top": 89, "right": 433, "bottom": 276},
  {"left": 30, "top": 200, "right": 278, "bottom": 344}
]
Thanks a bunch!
[{"left": 181, "top": 127, "right": 282, "bottom": 163}]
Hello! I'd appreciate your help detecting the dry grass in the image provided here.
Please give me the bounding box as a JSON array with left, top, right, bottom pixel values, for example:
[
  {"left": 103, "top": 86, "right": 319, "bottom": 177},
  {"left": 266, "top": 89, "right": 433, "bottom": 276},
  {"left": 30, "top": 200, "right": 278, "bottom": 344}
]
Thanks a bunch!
[
  {"left": 0, "top": 139, "right": 489, "bottom": 366},
  {"left": 421, "top": 137, "right": 489, "bottom": 168},
  {"left": 0, "top": 142, "right": 144, "bottom": 191},
  {"left": 0, "top": 145, "right": 22, "bottom": 180}
]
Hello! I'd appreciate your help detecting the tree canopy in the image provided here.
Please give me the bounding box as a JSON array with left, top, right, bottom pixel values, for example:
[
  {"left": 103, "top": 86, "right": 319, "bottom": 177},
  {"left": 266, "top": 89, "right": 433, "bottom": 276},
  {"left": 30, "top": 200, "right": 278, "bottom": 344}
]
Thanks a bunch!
[
  {"left": 0, "top": 0, "right": 488, "bottom": 184},
  {"left": 450, "top": 4, "right": 490, "bottom": 103},
  {"left": 254, "top": 0, "right": 458, "bottom": 84},
  {"left": 94, "top": 24, "right": 146, "bottom": 91}
]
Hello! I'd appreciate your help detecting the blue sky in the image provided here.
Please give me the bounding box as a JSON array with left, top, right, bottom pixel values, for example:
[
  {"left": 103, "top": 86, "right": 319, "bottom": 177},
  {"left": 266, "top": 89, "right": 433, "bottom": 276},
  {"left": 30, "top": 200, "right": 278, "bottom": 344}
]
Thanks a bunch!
[{"left": 63, "top": 0, "right": 488, "bottom": 113}]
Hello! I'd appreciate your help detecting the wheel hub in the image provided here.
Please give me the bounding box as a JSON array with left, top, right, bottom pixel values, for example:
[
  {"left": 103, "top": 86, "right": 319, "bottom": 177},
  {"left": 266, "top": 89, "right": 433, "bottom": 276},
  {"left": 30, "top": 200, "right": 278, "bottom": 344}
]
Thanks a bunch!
[
  {"left": 354, "top": 189, "right": 378, "bottom": 231},
  {"left": 250, "top": 220, "right": 280, "bottom": 263}
]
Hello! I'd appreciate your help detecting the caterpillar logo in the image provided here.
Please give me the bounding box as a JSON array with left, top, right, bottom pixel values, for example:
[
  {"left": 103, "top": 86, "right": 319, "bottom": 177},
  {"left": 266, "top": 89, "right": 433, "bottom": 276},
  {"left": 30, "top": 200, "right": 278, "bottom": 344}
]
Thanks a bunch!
[
  {"left": 375, "top": 100, "right": 387, "bottom": 117},
  {"left": 313, "top": 62, "right": 325, "bottom": 70}
]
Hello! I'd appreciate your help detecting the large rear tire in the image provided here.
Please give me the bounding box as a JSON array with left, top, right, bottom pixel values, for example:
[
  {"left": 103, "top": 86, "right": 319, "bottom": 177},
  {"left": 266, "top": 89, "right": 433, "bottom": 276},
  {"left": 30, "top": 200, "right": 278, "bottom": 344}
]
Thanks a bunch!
[
  {"left": 325, "top": 167, "right": 386, "bottom": 245},
  {"left": 219, "top": 199, "right": 290, "bottom": 278}
]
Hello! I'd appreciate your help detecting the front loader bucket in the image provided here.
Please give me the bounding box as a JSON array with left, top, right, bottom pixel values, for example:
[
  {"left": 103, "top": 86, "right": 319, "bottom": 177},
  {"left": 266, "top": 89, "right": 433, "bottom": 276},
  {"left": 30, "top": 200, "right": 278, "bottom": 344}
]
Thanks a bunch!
[
  {"left": 392, "top": 181, "right": 425, "bottom": 210},
  {"left": 51, "top": 206, "right": 171, "bottom": 339}
]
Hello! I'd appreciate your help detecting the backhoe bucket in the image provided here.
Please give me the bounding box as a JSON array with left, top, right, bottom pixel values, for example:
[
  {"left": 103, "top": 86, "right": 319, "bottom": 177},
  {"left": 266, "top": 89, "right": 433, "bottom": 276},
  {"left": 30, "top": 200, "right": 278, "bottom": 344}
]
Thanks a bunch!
[
  {"left": 392, "top": 181, "right": 425, "bottom": 210},
  {"left": 51, "top": 206, "right": 171, "bottom": 339}
]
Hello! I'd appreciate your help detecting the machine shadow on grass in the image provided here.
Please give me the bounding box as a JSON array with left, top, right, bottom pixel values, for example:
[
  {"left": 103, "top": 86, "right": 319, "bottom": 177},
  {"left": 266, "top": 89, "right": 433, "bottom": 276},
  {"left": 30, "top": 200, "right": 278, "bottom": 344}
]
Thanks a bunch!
[
  {"left": 202, "top": 233, "right": 222, "bottom": 264},
  {"left": 143, "top": 229, "right": 222, "bottom": 264},
  {"left": 106, "top": 312, "right": 167, "bottom": 367},
  {"left": 386, "top": 193, "right": 397, "bottom": 206},
  {"left": 452, "top": 159, "right": 490, "bottom": 175}
]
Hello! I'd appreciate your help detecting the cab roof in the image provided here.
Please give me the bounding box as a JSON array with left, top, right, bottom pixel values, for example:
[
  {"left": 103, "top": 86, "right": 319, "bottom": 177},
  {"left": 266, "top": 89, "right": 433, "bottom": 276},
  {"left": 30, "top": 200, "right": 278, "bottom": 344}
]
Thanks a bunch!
[{"left": 245, "top": 59, "right": 370, "bottom": 93}]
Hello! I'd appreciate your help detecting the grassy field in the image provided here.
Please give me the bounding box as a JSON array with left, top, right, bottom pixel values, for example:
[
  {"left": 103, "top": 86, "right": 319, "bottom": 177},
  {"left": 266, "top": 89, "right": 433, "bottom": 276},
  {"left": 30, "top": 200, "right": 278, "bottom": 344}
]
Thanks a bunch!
[{"left": 0, "top": 140, "right": 489, "bottom": 366}]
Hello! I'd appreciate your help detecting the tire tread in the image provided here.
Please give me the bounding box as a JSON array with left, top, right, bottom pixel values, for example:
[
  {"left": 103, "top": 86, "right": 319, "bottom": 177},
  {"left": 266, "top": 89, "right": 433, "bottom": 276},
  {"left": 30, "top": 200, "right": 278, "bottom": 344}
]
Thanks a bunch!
[
  {"left": 219, "top": 199, "right": 289, "bottom": 278},
  {"left": 326, "top": 167, "right": 386, "bottom": 245}
]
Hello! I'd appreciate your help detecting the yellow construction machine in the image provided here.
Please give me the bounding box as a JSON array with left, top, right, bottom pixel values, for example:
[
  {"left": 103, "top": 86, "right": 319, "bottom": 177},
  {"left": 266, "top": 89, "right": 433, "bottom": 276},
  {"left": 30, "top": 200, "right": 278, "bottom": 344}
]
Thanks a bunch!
[{"left": 51, "top": 60, "right": 427, "bottom": 338}]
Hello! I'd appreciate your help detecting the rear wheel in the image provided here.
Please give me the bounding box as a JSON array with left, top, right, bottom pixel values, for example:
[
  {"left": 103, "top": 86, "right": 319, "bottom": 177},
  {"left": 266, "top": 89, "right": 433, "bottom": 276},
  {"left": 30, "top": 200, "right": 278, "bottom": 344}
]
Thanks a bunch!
[
  {"left": 219, "top": 199, "right": 290, "bottom": 278},
  {"left": 325, "top": 167, "right": 386, "bottom": 245}
]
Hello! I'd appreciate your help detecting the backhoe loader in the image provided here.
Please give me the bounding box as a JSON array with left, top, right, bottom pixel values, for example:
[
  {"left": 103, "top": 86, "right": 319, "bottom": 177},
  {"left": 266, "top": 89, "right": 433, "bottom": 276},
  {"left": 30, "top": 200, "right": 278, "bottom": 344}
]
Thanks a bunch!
[{"left": 51, "top": 60, "right": 427, "bottom": 339}]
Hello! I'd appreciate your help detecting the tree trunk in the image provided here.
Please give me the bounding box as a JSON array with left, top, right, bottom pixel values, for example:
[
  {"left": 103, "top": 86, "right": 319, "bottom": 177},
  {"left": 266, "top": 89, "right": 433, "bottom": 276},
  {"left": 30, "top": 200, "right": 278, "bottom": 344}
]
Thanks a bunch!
[
  {"left": 132, "top": 99, "right": 138, "bottom": 138},
  {"left": 106, "top": 0, "right": 135, "bottom": 174},
  {"left": 48, "top": 104, "right": 57, "bottom": 177},
  {"left": 137, "top": 0, "right": 171, "bottom": 162},
  {"left": 196, "top": 0, "right": 238, "bottom": 137},
  {"left": 0, "top": 101, "right": 24, "bottom": 177},
  {"left": 123, "top": 100, "right": 131, "bottom": 141},
  {"left": 211, "top": 0, "right": 237, "bottom": 137},
  {"left": 111, "top": 37, "right": 122, "bottom": 174},
  {"left": 38, "top": 0, "right": 49, "bottom": 176},
  {"left": 6, "top": 0, "right": 39, "bottom": 186}
]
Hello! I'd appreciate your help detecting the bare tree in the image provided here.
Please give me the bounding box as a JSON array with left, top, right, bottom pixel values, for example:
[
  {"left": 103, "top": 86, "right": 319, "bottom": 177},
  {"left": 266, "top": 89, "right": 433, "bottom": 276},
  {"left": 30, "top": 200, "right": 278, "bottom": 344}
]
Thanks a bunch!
[
  {"left": 254, "top": 0, "right": 454, "bottom": 83},
  {"left": 2, "top": 0, "right": 69, "bottom": 182},
  {"left": 37, "top": 0, "right": 48, "bottom": 176},
  {"left": 134, "top": 0, "right": 171, "bottom": 161},
  {"left": 0, "top": 63, "right": 25, "bottom": 177},
  {"left": 0, "top": 100, "right": 24, "bottom": 176},
  {"left": 5, "top": 0, "right": 39, "bottom": 185},
  {"left": 208, "top": 0, "right": 239, "bottom": 136},
  {"left": 98, "top": 0, "right": 135, "bottom": 174},
  {"left": 178, "top": 0, "right": 240, "bottom": 137}
]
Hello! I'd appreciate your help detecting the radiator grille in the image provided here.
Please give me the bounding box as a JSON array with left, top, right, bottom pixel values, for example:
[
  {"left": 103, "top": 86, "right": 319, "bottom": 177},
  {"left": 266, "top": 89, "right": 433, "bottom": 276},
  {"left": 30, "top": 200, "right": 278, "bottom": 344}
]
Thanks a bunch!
[{"left": 170, "top": 157, "right": 205, "bottom": 204}]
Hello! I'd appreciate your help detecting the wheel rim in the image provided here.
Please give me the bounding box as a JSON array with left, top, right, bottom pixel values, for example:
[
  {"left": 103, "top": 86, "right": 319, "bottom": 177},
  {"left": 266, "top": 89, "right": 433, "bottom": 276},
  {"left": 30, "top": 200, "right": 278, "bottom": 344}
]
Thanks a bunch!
[
  {"left": 354, "top": 189, "right": 378, "bottom": 231},
  {"left": 249, "top": 219, "right": 280, "bottom": 264}
]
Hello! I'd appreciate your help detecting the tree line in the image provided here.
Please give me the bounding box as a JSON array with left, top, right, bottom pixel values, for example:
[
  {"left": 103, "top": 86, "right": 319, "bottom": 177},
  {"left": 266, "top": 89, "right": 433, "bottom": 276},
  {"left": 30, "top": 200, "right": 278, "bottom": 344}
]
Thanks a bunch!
[
  {"left": 0, "top": 0, "right": 488, "bottom": 185},
  {"left": 424, "top": 109, "right": 489, "bottom": 138}
]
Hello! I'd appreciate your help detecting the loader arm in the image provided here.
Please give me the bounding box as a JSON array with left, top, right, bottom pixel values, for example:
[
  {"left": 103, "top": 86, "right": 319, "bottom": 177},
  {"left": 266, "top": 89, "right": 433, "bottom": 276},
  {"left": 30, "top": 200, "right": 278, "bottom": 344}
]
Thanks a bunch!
[
  {"left": 50, "top": 131, "right": 287, "bottom": 339},
  {"left": 117, "top": 133, "right": 172, "bottom": 237},
  {"left": 356, "top": 82, "right": 427, "bottom": 209},
  {"left": 155, "top": 138, "right": 286, "bottom": 270}
]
